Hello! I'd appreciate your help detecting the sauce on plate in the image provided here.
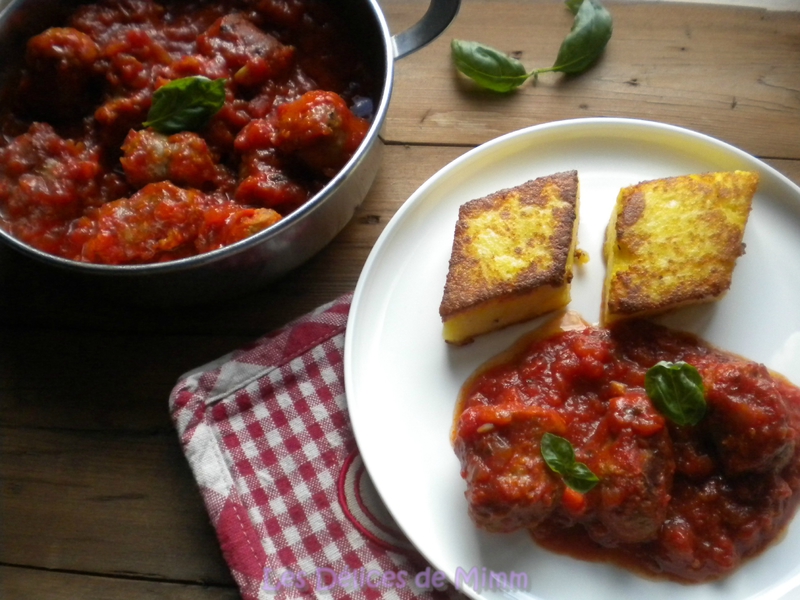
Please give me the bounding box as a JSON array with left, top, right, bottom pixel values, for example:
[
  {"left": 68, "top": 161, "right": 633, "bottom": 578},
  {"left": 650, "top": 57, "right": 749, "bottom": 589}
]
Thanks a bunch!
[{"left": 453, "top": 313, "right": 800, "bottom": 582}]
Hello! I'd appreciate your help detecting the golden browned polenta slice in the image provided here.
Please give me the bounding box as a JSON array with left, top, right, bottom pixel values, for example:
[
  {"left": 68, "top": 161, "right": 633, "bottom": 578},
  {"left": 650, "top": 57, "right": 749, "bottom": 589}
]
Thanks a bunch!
[
  {"left": 439, "top": 171, "right": 580, "bottom": 345},
  {"left": 602, "top": 170, "right": 758, "bottom": 325}
]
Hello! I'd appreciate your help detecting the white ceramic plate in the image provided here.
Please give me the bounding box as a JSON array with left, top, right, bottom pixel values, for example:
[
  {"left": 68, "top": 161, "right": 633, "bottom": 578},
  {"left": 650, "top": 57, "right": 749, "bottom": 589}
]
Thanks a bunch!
[{"left": 344, "top": 118, "right": 800, "bottom": 600}]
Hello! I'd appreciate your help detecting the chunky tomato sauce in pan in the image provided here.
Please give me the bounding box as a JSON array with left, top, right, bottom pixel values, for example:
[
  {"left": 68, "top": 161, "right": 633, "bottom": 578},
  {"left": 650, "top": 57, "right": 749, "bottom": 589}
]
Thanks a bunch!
[
  {"left": 454, "top": 316, "right": 800, "bottom": 582},
  {"left": 0, "top": 0, "right": 373, "bottom": 264}
]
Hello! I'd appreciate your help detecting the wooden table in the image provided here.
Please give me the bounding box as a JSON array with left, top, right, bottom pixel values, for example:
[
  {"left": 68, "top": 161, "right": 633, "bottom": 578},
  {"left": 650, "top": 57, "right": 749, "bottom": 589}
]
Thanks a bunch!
[{"left": 2, "top": 1, "right": 799, "bottom": 597}]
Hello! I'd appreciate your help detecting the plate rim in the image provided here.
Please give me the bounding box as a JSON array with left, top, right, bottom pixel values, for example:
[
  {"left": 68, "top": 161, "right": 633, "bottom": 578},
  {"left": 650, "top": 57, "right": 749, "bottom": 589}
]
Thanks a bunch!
[{"left": 343, "top": 116, "right": 800, "bottom": 600}]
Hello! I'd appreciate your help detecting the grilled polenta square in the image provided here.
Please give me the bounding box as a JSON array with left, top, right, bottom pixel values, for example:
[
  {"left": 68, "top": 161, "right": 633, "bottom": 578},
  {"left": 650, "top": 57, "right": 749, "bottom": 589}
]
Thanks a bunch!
[
  {"left": 602, "top": 170, "right": 758, "bottom": 325},
  {"left": 439, "top": 171, "right": 579, "bottom": 345}
]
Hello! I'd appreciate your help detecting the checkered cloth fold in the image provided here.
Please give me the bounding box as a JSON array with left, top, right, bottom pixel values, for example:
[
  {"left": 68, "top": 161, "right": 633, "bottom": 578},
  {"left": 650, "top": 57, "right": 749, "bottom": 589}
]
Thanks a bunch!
[{"left": 170, "top": 294, "right": 463, "bottom": 600}]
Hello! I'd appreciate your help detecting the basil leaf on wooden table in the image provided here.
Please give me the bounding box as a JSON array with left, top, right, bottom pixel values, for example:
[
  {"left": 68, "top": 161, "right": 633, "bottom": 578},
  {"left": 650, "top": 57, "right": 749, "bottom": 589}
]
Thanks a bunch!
[
  {"left": 547, "top": 0, "right": 613, "bottom": 75},
  {"left": 540, "top": 432, "right": 599, "bottom": 494},
  {"left": 645, "top": 361, "right": 706, "bottom": 426},
  {"left": 451, "top": 40, "right": 530, "bottom": 93},
  {"left": 143, "top": 76, "right": 227, "bottom": 134},
  {"left": 451, "top": 0, "right": 613, "bottom": 92}
]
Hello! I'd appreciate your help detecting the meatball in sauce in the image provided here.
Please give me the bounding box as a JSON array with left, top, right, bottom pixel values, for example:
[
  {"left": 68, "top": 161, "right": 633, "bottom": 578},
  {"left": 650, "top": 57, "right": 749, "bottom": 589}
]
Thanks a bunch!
[
  {"left": 0, "top": 0, "right": 373, "bottom": 264},
  {"left": 454, "top": 313, "right": 800, "bottom": 583}
]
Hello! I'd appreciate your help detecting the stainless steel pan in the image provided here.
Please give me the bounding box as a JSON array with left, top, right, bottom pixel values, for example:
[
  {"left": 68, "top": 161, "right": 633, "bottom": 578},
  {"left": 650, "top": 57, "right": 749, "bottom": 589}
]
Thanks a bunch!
[{"left": 0, "top": 0, "right": 460, "bottom": 303}]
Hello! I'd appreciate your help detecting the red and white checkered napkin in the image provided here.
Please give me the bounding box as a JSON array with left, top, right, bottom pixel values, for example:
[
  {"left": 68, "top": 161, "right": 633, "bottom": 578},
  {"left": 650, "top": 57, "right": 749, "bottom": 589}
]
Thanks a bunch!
[{"left": 170, "top": 294, "right": 464, "bottom": 600}]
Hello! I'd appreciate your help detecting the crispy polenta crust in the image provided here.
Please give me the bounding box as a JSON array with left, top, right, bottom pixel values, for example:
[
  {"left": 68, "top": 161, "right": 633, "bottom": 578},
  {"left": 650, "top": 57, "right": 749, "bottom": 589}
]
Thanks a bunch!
[
  {"left": 602, "top": 170, "right": 758, "bottom": 325},
  {"left": 439, "top": 171, "right": 580, "bottom": 345}
]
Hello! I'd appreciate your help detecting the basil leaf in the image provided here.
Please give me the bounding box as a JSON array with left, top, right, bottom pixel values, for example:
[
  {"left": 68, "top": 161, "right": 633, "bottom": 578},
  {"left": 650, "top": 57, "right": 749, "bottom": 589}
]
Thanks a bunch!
[
  {"left": 541, "top": 432, "right": 600, "bottom": 493},
  {"left": 549, "top": 0, "right": 612, "bottom": 75},
  {"left": 563, "top": 462, "right": 600, "bottom": 494},
  {"left": 143, "top": 76, "right": 226, "bottom": 134},
  {"left": 451, "top": 39, "right": 531, "bottom": 93},
  {"left": 540, "top": 432, "right": 575, "bottom": 472},
  {"left": 645, "top": 361, "right": 706, "bottom": 426}
]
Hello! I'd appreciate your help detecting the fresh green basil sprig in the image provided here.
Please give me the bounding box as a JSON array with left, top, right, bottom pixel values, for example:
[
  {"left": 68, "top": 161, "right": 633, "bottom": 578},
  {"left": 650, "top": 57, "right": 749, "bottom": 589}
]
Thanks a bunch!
[
  {"left": 645, "top": 361, "right": 707, "bottom": 426},
  {"left": 451, "top": 0, "right": 613, "bottom": 93},
  {"left": 540, "top": 432, "right": 599, "bottom": 494},
  {"left": 143, "top": 76, "right": 227, "bottom": 134}
]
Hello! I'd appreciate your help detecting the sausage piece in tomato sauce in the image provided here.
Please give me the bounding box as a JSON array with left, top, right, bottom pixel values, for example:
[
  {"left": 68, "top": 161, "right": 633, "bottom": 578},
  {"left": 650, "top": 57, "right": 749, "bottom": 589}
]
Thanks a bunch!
[{"left": 0, "top": 0, "right": 373, "bottom": 264}]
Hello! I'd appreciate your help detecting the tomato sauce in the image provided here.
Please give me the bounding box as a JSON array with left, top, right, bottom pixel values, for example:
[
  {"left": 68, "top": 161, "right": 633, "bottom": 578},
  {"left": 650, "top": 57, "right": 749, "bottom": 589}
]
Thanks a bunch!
[
  {"left": 453, "top": 316, "right": 800, "bottom": 582},
  {"left": 0, "top": 0, "right": 373, "bottom": 263}
]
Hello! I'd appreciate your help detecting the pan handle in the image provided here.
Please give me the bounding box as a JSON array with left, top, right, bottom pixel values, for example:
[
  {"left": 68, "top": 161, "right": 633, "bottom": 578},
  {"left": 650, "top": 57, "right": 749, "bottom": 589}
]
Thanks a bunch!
[{"left": 391, "top": 0, "right": 460, "bottom": 60}]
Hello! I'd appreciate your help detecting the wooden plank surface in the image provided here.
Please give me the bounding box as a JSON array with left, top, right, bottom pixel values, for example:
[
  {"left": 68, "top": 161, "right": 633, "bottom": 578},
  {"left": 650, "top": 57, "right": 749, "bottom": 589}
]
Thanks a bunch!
[
  {"left": 382, "top": 1, "right": 800, "bottom": 159},
  {"left": 1, "top": 426, "right": 233, "bottom": 584},
  {"left": 2, "top": 1, "right": 800, "bottom": 599},
  {"left": 0, "top": 566, "right": 239, "bottom": 600}
]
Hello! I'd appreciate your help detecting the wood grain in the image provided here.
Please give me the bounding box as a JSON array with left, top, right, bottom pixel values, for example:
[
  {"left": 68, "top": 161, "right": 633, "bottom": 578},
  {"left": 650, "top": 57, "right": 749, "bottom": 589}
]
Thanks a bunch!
[
  {"left": 382, "top": 1, "right": 800, "bottom": 159},
  {"left": 0, "top": 426, "right": 234, "bottom": 585},
  {"left": 0, "top": 566, "right": 239, "bottom": 600}
]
